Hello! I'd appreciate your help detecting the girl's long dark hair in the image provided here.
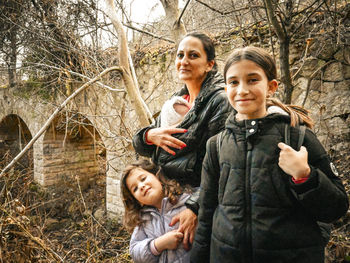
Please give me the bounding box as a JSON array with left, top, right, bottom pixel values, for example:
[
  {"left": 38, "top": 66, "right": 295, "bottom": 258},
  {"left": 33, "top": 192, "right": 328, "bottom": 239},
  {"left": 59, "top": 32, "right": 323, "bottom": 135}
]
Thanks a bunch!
[
  {"left": 121, "top": 159, "right": 188, "bottom": 233},
  {"left": 223, "top": 46, "right": 314, "bottom": 128}
]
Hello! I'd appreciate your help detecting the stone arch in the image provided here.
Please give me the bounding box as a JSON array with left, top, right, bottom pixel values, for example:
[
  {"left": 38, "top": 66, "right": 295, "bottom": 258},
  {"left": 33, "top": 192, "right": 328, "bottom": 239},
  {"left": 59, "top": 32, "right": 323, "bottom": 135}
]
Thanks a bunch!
[
  {"left": 42, "top": 112, "right": 106, "bottom": 188},
  {"left": 0, "top": 114, "right": 34, "bottom": 172}
]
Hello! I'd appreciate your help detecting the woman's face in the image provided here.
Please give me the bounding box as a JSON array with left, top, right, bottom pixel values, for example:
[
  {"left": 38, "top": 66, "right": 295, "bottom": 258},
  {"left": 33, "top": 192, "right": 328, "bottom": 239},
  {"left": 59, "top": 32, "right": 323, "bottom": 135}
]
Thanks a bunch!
[
  {"left": 175, "top": 36, "right": 214, "bottom": 84},
  {"left": 126, "top": 168, "right": 164, "bottom": 209},
  {"left": 225, "top": 59, "right": 277, "bottom": 120}
]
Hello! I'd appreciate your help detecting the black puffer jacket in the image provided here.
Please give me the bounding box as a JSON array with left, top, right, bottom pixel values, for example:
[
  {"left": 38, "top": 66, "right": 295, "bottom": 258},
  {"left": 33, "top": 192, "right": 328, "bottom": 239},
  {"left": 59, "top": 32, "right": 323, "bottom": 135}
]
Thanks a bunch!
[
  {"left": 191, "top": 112, "right": 349, "bottom": 263},
  {"left": 132, "top": 71, "right": 233, "bottom": 187}
]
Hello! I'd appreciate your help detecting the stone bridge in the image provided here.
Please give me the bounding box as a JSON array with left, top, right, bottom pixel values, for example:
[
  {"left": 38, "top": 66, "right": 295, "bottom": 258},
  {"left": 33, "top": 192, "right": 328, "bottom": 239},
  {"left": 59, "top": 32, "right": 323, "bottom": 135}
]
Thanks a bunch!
[{"left": 0, "top": 39, "right": 349, "bottom": 219}]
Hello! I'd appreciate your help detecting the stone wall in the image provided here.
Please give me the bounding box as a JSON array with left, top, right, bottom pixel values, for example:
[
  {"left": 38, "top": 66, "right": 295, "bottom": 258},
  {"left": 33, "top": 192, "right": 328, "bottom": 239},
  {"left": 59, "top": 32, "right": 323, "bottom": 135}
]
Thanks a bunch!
[{"left": 40, "top": 113, "right": 105, "bottom": 188}]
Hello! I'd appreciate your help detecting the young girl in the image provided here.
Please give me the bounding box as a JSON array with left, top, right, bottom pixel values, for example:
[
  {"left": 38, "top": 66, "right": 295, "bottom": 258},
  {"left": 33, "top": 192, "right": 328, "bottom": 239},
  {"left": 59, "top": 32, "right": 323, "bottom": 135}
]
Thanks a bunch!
[
  {"left": 121, "top": 159, "right": 191, "bottom": 263},
  {"left": 191, "top": 46, "right": 349, "bottom": 263}
]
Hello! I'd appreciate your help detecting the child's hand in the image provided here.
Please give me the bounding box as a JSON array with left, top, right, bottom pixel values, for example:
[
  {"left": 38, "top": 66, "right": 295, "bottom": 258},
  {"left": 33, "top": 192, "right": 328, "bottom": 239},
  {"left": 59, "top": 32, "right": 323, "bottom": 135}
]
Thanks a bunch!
[
  {"left": 154, "top": 230, "right": 184, "bottom": 252},
  {"left": 277, "top": 142, "right": 311, "bottom": 180},
  {"left": 170, "top": 208, "right": 197, "bottom": 251}
]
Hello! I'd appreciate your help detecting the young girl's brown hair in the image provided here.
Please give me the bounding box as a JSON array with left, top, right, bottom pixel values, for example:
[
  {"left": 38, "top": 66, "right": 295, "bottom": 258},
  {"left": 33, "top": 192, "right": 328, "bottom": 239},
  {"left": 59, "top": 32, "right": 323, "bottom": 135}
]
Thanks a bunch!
[
  {"left": 223, "top": 46, "right": 314, "bottom": 128},
  {"left": 121, "top": 159, "right": 188, "bottom": 233}
]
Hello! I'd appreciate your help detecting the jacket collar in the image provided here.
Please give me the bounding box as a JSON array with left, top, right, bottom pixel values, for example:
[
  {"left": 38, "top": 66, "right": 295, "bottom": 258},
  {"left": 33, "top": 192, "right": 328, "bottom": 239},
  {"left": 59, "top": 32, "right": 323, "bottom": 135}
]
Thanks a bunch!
[{"left": 225, "top": 106, "right": 291, "bottom": 136}]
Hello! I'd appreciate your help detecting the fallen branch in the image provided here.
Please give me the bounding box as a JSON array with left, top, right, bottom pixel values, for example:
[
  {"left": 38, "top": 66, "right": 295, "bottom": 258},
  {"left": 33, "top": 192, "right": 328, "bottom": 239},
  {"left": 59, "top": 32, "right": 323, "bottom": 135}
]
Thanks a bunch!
[{"left": 0, "top": 66, "right": 121, "bottom": 177}]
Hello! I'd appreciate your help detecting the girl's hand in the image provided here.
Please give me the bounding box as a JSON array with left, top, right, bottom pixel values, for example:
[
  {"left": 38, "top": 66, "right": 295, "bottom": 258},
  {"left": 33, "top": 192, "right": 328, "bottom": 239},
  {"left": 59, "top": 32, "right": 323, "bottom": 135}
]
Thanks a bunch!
[
  {"left": 277, "top": 142, "right": 311, "bottom": 180},
  {"left": 169, "top": 208, "right": 197, "bottom": 251},
  {"left": 146, "top": 127, "right": 187, "bottom": 155},
  {"left": 154, "top": 230, "right": 184, "bottom": 251}
]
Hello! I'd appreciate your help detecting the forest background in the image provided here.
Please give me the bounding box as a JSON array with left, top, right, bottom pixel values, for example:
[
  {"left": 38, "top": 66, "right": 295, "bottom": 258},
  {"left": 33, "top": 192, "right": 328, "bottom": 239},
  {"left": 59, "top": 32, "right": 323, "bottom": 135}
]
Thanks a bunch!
[{"left": 0, "top": 0, "right": 349, "bottom": 262}]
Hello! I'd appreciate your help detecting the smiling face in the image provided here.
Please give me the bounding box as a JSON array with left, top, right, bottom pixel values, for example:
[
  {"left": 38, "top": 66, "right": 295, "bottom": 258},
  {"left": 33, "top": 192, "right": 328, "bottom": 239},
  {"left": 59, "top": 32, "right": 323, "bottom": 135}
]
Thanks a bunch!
[
  {"left": 225, "top": 59, "right": 278, "bottom": 120},
  {"left": 175, "top": 36, "right": 214, "bottom": 85},
  {"left": 126, "top": 168, "right": 164, "bottom": 209}
]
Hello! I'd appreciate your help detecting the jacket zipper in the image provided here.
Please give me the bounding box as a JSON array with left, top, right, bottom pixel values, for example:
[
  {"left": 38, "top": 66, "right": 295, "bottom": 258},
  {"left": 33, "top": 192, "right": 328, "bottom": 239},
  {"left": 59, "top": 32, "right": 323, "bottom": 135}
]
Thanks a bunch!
[
  {"left": 245, "top": 140, "right": 253, "bottom": 263},
  {"left": 159, "top": 203, "right": 169, "bottom": 262}
]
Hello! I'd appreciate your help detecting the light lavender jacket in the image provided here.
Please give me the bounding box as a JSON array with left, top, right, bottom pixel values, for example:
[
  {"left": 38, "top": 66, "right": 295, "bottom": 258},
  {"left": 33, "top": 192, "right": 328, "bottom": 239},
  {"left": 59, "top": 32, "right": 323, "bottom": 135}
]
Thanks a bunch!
[{"left": 129, "top": 193, "right": 191, "bottom": 263}]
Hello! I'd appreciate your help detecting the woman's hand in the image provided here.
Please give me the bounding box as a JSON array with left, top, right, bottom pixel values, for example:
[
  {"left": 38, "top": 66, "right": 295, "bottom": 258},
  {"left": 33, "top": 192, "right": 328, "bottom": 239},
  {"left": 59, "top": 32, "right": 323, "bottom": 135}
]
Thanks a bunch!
[
  {"left": 154, "top": 230, "right": 184, "bottom": 251},
  {"left": 146, "top": 127, "right": 187, "bottom": 155},
  {"left": 169, "top": 208, "right": 198, "bottom": 251},
  {"left": 278, "top": 142, "right": 311, "bottom": 180}
]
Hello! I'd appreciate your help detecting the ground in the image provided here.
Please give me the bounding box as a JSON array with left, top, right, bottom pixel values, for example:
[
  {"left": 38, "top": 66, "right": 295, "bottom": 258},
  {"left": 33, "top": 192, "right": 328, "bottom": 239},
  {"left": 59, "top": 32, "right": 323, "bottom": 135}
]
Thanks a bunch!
[{"left": 0, "top": 152, "right": 349, "bottom": 262}]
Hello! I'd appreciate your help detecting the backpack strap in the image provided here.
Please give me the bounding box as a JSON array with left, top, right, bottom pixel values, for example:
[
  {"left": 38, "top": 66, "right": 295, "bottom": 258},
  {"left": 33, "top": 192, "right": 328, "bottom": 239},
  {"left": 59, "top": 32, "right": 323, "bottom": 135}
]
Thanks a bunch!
[
  {"left": 284, "top": 123, "right": 291, "bottom": 146},
  {"left": 296, "top": 125, "right": 306, "bottom": 150},
  {"left": 284, "top": 124, "right": 306, "bottom": 150}
]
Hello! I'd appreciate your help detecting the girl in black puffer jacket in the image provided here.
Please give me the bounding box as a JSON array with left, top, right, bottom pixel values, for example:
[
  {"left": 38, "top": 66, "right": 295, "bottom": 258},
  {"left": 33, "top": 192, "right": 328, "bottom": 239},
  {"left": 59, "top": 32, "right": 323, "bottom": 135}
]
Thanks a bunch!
[{"left": 191, "top": 46, "right": 349, "bottom": 263}]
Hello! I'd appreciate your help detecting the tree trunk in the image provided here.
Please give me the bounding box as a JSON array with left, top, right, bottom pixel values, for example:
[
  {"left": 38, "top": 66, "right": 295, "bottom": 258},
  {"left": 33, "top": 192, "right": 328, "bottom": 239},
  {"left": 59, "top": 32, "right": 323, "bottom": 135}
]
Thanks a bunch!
[
  {"left": 160, "top": 0, "right": 186, "bottom": 43},
  {"left": 8, "top": 25, "right": 17, "bottom": 88},
  {"left": 263, "top": 0, "right": 294, "bottom": 104},
  {"left": 105, "top": 0, "right": 151, "bottom": 127},
  {"left": 279, "top": 38, "right": 293, "bottom": 104}
]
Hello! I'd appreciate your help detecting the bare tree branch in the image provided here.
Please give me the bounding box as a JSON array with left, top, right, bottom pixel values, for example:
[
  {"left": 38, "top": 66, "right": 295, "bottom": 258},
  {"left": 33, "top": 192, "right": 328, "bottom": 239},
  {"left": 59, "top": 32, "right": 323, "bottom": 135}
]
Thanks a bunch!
[
  {"left": 291, "top": 0, "right": 326, "bottom": 36},
  {"left": 194, "top": 0, "right": 263, "bottom": 15},
  {"left": 292, "top": 0, "right": 322, "bottom": 17},
  {"left": 176, "top": 0, "right": 191, "bottom": 25},
  {"left": 121, "top": 22, "right": 175, "bottom": 43},
  {"left": 27, "top": 62, "right": 125, "bottom": 92}
]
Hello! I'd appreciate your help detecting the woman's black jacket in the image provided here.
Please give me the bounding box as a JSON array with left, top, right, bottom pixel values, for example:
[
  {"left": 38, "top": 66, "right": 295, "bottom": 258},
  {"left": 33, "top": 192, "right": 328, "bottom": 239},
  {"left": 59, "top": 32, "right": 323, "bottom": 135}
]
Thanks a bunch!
[
  {"left": 132, "top": 71, "right": 233, "bottom": 188},
  {"left": 191, "top": 112, "right": 349, "bottom": 263}
]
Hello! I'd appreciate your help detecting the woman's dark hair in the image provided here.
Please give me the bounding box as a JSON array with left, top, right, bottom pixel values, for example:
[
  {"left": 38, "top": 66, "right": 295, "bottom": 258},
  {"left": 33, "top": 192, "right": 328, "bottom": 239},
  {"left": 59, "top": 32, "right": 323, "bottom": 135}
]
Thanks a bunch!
[
  {"left": 121, "top": 159, "right": 187, "bottom": 232},
  {"left": 223, "top": 46, "right": 314, "bottom": 128},
  {"left": 181, "top": 32, "right": 218, "bottom": 72}
]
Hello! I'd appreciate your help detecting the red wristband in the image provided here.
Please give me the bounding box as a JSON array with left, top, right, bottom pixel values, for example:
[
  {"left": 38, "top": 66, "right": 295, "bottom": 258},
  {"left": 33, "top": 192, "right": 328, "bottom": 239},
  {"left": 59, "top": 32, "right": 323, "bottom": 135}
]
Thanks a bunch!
[
  {"left": 292, "top": 176, "right": 309, "bottom": 184},
  {"left": 183, "top": 94, "right": 190, "bottom": 102},
  {"left": 145, "top": 129, "right": 153, "bottom": 145}
]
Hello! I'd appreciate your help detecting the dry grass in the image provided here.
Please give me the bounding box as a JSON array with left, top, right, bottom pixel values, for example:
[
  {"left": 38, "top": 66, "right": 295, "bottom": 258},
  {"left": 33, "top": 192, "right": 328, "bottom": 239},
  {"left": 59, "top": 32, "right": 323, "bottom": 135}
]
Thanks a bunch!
[{"left": 0, "top": 165, "right": 132, "bottom": 263}]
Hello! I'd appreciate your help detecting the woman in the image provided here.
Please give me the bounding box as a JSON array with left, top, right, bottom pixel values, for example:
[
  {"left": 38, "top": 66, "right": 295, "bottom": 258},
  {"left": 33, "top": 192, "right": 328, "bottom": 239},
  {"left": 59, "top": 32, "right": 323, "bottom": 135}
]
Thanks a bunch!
[{"left": 132, "top": 32, "right": 233, "bottom": 249}]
